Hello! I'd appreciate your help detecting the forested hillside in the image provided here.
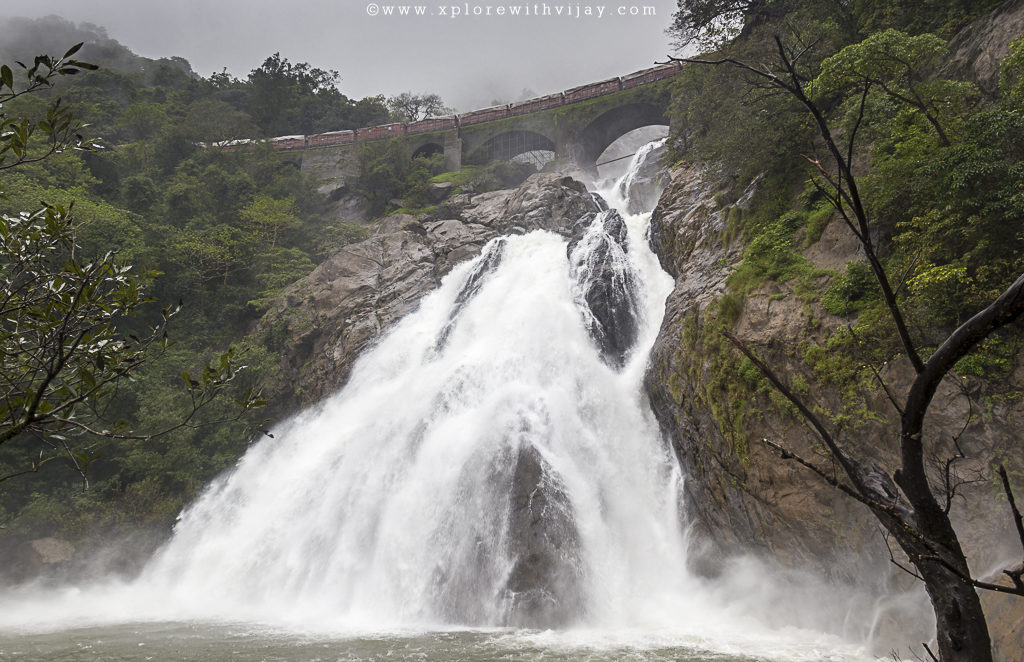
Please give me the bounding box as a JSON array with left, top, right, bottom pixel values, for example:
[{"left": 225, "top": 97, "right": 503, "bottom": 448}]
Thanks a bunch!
[
  {"left": 0, "top": 16, "right": 391, "bottom": 558},
  {"left": 659, "top": 0, "right": 1023, "bottom": 412}
]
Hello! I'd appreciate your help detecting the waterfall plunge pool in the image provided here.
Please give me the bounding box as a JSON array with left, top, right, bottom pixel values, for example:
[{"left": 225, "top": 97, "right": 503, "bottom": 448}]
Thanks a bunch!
[{"left": 0, "top": 622, "right": 869, "bottom": 661}]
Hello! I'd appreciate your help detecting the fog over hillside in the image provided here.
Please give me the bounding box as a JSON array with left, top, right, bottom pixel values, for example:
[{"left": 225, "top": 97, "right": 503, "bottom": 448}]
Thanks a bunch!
[{"left": 1, "top": 0, "right": 677, "bottom": 111}]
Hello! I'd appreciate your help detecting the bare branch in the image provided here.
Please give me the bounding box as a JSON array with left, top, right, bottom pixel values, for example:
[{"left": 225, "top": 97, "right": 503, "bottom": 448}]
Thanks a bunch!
[
  {"left": 846, "top": 324, "right": 903, "bottom": 415},
  {"left": 998, "top": 464, "right": 1024, "bottom": 564},
  {"left": 768, "top": 36, "right": 925, "bottom": 374},
  {"left": 847, "top": 83, "right": 871, "bottom": 170},
  {"left": 762, "top": 437, "right": 879, "bottom": 509},
  {"left": 883, "top": 528, "right": 925, "bottom": 581}
]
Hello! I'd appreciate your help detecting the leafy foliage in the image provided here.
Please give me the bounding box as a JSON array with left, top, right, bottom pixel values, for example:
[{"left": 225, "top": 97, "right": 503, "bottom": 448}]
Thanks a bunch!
[
  {"left": 811, "top": 29, "right": 979, "bottom": 145},
  {"left": 668, "top": 0, "right": 763, "bottom": 51},
  {"left": 244, "top": 53, "right": 389, "bottom": 136},
  {"left": 386, "top": 92, "right": 452, "bottom": 122},
  {"left": 353, "top": 140, "right": 446, "bottom": 216},
  {"left": 0, "top": 48, "right": 268, "bottom": 504},
  {"left": 0, "top": 33, "right": 389, "bottom": 540},
  {"left": 0, "top": 42, "right": 99, "bottom": 171}
]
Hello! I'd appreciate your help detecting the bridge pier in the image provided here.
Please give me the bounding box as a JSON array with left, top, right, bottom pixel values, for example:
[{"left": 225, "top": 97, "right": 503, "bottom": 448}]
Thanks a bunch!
[
  {"left": 443, "top": 132, "right": 462, "bottom": 172},
  {"left": 554, "top": 130, "right": 597, "bottom": 179}
]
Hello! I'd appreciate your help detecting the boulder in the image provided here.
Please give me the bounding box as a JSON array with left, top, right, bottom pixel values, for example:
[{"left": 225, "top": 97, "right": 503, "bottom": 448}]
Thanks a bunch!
[
  {"left": 944, "top": 0, "right": 1024, "bottom": 95},
  {"left": 426, "top": 181, "right": 455, "bottom": 202}
]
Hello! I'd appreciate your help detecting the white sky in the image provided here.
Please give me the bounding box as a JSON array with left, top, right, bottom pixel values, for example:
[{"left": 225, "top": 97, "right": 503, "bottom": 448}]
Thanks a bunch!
[{"left": 7, "top": 0, "right": 679, "bottom": 110}]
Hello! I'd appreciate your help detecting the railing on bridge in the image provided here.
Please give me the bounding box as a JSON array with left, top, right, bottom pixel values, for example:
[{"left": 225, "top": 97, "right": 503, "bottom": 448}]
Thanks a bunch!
[{"left": 208, "top": 62, "right": 682, "bottom": 153}]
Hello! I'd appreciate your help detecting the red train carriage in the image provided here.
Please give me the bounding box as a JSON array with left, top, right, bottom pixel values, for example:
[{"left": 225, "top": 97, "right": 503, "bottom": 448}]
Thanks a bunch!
[
  {"left": 407, "top": 115, "right": 458, "bottom": 134},
  {"left": 458, "top": 104, "right": 510, "bottom": 126},
  {"left": 308, "top": 130, "right": 355, "bottom": 147},
  {"left": 510, "top": 93, "right": 565, "bottom": 116},
  {"left": 356, "top": 123, "right": 408, "bottom": 141},
  {"left": 563, "top": 77, "right": 622, "bottom": 104}
]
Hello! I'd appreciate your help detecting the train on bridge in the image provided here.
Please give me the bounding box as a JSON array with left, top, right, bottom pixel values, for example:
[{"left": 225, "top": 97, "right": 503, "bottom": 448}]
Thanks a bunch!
[{"left": 211, "top": 62, "right": 682, "bottom": 152}]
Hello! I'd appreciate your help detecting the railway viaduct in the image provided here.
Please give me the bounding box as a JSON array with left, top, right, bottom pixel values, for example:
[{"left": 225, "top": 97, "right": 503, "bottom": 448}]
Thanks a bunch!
[{"left": 261, "top": 63, "right": 681, "bottom": 182}]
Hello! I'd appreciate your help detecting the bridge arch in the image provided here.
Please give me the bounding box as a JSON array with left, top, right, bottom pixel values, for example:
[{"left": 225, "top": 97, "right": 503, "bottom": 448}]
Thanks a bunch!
[
  {"left": 574, "top": 103, "right": 669, "bottom": 170},
  {"left": 412, "top": 142, "right": 444, "bottom": 160},
  {"left": 466, "top": 130, "right": 556, "bottom": 165}
]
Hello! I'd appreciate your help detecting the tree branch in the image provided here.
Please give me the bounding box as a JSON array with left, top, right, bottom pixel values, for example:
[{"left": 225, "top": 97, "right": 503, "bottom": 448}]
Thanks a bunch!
[
  {"left": 762, "top": 437, "right": 886, "bottom": 510},
  {"left": 1000, "top": 464, "right": 1024, "bottom": 550},
  {"left": 900, "top": 272, "right": 1024, "bottom": 505}
]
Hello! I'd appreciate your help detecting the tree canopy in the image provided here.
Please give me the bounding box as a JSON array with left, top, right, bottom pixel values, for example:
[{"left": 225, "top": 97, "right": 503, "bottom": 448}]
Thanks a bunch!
[{"left": 386, "top": 92, "right": 452, "bottom": 122}]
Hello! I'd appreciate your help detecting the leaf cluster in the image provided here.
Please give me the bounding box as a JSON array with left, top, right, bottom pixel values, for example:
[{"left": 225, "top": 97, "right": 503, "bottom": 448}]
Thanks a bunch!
[{"left": 0, "top": 43, "right": 99, "bottom": 172}]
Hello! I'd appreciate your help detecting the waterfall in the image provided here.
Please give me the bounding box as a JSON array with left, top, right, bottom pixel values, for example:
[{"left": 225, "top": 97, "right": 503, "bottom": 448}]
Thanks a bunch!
[
  {"left": 0, "top": 143, "right": 882, "bottom": 661},
  {"left": 134, "top": 142, "right": 688, "bottom": 630}
]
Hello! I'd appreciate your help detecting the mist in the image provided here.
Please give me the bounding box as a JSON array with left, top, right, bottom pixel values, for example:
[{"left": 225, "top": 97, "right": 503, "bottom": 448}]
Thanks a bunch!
[{"left": 0, "top": 0, "right": 679, "bottom": 111}]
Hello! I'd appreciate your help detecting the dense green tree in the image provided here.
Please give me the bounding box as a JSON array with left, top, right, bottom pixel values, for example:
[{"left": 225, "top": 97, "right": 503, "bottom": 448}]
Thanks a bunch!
[
  {"left": 116, "top": 101, "right": 169, "bottom": 141},
  {"left": 386, "top": 92, "right": 452, "bottom": 122},
  {"left": 240, "top": 194, "right": 300, "bottom": 248},
  {"left": 246, "top": 53, "right": 348, "bottom": 135},
  {"left": 811, "top": 29, "right": 979, "bottom": 146},
  {"left": 353, "top": 140, "right": 446, "bottom": 216}
]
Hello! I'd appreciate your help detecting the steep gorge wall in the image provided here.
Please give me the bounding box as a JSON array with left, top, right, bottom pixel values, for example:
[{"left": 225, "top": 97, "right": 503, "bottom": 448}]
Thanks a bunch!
[
  {"left": 640, "top": 6, "right": 1024, "bottom": 655},
  {"left": 642, "top": 161, "right": 1024, "bottom": 658}
]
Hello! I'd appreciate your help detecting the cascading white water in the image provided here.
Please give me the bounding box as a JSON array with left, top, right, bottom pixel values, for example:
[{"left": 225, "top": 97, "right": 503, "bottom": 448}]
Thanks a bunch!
[
  {"left": 0, "top": 142, "right": 886, "bottom": 661},
  {"left": 135, "top": 140, "right": 688, "bottom": 630}
]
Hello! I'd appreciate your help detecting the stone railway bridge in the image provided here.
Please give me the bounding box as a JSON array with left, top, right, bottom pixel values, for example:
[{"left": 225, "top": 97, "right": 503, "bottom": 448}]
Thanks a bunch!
[{"left": 228, "top": 63, "right": 682, "bottom": 180}]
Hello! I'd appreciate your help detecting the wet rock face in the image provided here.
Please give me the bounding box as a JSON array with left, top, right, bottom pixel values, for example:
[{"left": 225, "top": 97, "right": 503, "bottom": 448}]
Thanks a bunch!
[
  {"left": 256, "top": 173, "right": 601, "bottom": 414},
  {"left": 944, "top": 0, "right": 1024, "bottom": 95},
  {"left": 0, "top": 538, "right": 74, "bottom": 583},
  {"left": 643, "top": 161, "right": 1024, "bottom": 656},
  {"left": 568, "top": 209, "right": 641, "bottom": 368},
  {"left": 503, "top": 444, "right": 583, "bottom": 628}
]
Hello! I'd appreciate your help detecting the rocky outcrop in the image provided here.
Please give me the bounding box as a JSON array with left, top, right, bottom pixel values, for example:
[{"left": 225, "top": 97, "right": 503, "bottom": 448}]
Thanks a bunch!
[
  {"left": 503, "top": 444, "right": 584, "bottom": 627},
  {"left": 568, "top": 209, "right": 642, "bottom": 367},
  {"left": 647, "top": 164, "right": 743, "bottom": 318},
  {"left": 644, "top": 164, "right": 844, "bottom": 569},
  {"left": 945, "top": 0, "right": 1024, "bottom": 94},
  {"left": 643, "top": 162, "right": 1024, "bottom": 655},
  {"left": 256, "top": 173, "right": 600, "bottom": 412}
]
